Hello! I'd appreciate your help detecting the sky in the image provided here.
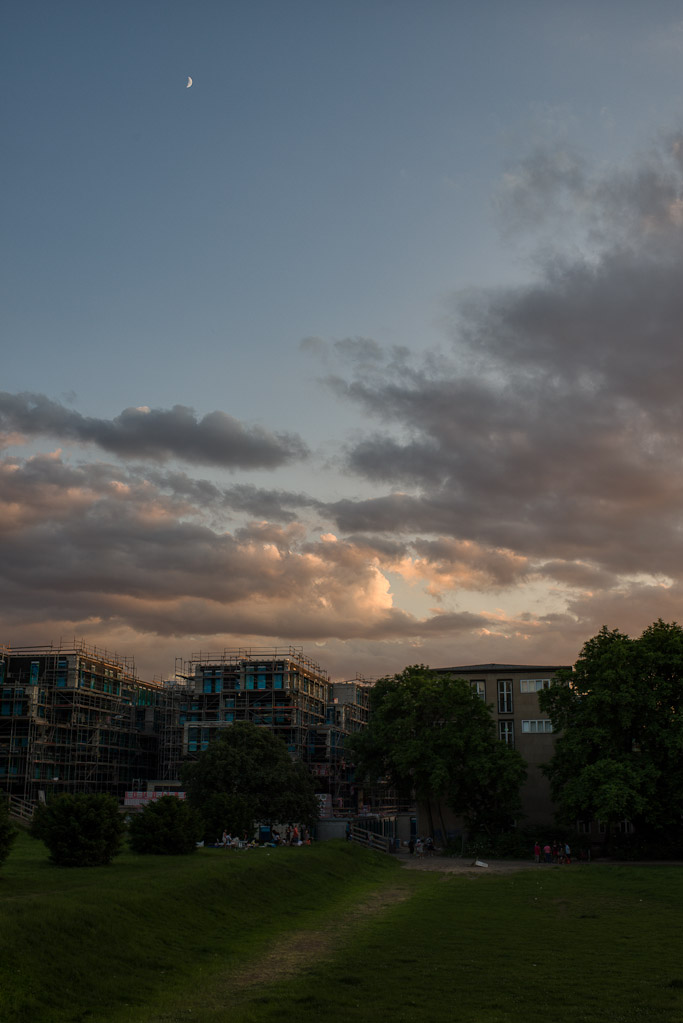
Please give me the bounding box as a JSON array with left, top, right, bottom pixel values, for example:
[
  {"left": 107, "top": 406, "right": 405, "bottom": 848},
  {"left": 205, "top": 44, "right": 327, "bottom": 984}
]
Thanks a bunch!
[{"left": 4, "top": 1, "right": 683, "bottom": 682}]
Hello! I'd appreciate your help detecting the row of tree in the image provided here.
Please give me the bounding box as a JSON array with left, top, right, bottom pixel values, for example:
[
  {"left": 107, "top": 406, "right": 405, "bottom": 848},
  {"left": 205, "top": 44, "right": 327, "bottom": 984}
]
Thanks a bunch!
[{"left": 350, "top": 620, "right": 683, "bottom": 849}]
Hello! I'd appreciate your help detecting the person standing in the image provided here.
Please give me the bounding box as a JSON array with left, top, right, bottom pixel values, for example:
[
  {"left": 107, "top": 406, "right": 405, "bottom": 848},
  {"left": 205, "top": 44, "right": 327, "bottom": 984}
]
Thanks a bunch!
[
  {"left": 534, "top": 841, "right": 541, "bottom": 863},
  {"left": 543, "top": 843, "right": 552, "bottom": 864}
]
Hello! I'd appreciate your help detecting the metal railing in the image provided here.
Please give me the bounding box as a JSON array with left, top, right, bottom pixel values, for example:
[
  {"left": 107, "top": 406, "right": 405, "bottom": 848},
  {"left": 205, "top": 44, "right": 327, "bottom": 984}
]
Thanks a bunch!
[
  {"left": 350, "top": 824, "right": 395, "bottom": 854},
  {"left": 8, "top": 796, "right": 36, "bottom": 823}
]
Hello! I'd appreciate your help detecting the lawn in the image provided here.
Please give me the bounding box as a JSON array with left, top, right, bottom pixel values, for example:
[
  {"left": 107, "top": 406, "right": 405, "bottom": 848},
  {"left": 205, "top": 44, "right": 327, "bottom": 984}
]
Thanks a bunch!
[{"left": 2, "top": 831, "right": 682, "bottom": 1023}]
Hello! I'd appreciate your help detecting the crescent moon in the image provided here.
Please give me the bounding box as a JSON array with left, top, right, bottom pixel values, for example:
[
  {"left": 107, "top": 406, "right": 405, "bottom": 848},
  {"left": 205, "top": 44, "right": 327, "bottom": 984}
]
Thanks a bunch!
[{"left": 186, "top": 77, "right": 193, "bottom": 88}]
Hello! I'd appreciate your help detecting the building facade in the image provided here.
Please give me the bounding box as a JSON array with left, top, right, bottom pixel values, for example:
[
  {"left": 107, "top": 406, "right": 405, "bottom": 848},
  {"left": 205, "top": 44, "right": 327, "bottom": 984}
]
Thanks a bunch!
[{"left": 432, "top": 662, "right": 571, "bottom": 830}]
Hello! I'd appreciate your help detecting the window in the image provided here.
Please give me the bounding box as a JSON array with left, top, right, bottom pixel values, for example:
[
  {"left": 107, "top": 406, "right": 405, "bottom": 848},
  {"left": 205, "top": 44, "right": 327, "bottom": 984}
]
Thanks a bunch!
[
  {"left": 618, "top": 820, "right": 634, "bottom": 835},
  {"left": 499, "top": 720, "right": 514, "bottom": 746},
  {"left": 470, "top": 680, "right": 485, "bottom": 700},
  {"left": 521, "top": 719, "right": 553, "bottom": 733},
  {"left": 577, "top": 821, "right": 591, "bottom": 834},
  {"left": 520, "top": 679, "right": 552, "bottom": 693},
  {"left": 497, "top": 680, "right": 513, "bottom": 714}
]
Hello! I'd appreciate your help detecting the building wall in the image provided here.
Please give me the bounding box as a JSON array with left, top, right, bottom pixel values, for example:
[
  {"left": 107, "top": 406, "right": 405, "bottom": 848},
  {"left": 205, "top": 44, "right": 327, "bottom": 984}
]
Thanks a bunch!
[{"left": 432, "top": 663, "right": 571, "bottom": 830}]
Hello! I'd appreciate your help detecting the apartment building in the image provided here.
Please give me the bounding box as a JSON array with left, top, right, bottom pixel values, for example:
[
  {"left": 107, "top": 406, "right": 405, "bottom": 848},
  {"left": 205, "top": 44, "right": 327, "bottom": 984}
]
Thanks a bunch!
[
  {"left": 0, "top": 643, "right": 161, "bottom": 801},
  {"left": 433, "top": 662, "right": 570, "bottom": 828}
]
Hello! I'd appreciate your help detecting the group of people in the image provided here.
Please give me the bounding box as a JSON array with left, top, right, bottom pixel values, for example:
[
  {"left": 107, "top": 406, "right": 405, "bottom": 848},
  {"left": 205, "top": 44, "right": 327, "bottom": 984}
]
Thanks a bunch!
[
  {"left": 219, "top": 825, "right": 311, "bottom": 849},
  {"left": 221, "top": 830, "right": 248, "bottom": 850},
  {"left": 534, "top": 840, "right": 571, "bottom": 864},
  {"left": 279, "top": 825, "right": 311, "bottom": 846},
  {"left": 408, "top": 835, "right": 435, "bottom": 858}
]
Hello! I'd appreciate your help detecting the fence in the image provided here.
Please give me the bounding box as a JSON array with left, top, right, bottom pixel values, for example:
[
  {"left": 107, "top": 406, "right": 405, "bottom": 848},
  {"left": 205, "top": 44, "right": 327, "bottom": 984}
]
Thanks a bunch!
[{"left": 350, "top": 823, "right": 395, "bottom": 854}]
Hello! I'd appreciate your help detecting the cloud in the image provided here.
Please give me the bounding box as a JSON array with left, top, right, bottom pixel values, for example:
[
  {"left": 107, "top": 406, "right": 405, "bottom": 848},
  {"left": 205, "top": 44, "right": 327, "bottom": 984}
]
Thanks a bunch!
[
  {"left": 9, "top": 134, "right": 683, "bottom": 679},
  {"left": 139, "top": 470, "right": 319, "bottom": 523},
  {"left": 0, "top": 394, "right": 308, "bottom": 469},
  {"left": 320, "top": 133, "right": 683, "bottom": 589},
  {"left": 0, "top": 451, "right": 498, "bottom": 654}
]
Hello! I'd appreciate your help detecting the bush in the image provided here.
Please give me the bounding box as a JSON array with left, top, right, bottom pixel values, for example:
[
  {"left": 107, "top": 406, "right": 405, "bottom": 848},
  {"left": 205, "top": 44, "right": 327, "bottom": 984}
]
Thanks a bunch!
[
  {"left": 0, "top": 799, "right": 18, "bottom": 866},
  {"left": 128, "top": 796, "right": 202, "bottom": 855},
  {"left": 31, "top": 793, "right": 125, "bottom": 867}
]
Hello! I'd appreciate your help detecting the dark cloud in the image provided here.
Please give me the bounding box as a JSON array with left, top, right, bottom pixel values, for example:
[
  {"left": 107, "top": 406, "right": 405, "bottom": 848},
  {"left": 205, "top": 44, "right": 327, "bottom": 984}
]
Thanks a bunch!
[
  {"left": 322, "top": 133, "right": 683, "bottom": 584},
  {"left": 0, "top": 393, "right": 308, "bottom": 469},
  {"left": 140, "top": 470, "right": 319, "bottom": 523}
]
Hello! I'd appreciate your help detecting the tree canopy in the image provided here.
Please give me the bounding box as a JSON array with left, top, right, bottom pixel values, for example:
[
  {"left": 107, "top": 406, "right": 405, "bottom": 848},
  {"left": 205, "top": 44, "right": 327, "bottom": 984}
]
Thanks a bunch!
[
  {"left": 31, "top": 793, "right": 125, "bottom": 867},
  {"left": 181, "top": 722, "right": 319, "bottom": 841},
  {"left": 347, "top": 665, "right": 526, "bottom": 835},
  {"left": 539, "top": 619, "right": 683, "bottom": 838},
  {"left": 128, "top": 795, "right": 203, "bottom": 855}
]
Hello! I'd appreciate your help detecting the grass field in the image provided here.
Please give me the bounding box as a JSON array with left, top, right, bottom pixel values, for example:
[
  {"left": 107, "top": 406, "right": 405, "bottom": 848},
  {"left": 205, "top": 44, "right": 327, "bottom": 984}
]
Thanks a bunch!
[{"left": 2, "top": 831, "right": 682, "bottom": 1023}]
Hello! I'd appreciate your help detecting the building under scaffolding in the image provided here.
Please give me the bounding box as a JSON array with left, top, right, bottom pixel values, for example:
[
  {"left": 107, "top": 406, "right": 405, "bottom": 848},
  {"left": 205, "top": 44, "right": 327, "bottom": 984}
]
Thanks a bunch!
[
  {"left": 0, "top": 642, "right": 377, "bottom": 815},
  {"left": 168, "top": 650, "right": 372, "bottom": 813},
  {"left": 175, "top": 646, "right": 330, "bottom": 759},
  {"left": 0, "top": 642, "right": 162, "bottom": 801}
]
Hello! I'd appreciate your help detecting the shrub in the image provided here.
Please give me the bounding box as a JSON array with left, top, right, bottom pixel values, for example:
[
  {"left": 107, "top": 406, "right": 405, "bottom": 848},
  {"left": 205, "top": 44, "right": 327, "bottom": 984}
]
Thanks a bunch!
[
  {"left": 31, "top": 793, "right": 125, "bottom": 867},
  {"left": 0, "top": 798, "right": 18, "bottom": 866},
  {"left": 128, "top": 796, "right": 202, "bottom": 855}
]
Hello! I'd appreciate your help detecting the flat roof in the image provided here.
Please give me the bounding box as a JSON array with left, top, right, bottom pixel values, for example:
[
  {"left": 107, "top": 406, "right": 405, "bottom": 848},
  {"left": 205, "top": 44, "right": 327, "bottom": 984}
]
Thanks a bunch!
[{"left": 435, "top": 663, "right": 572, "bottom": 673}]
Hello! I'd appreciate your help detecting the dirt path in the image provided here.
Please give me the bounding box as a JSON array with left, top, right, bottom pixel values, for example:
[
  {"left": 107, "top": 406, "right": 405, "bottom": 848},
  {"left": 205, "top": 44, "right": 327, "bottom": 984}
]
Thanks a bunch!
[
  {"left": 145, "top": 876, "right": 415, "bottom": 1022},
  {"left": 229, "top": 880, "right": 413, "bottom": 991},
  {"left": 397, "top": 850, "right": 541, "bottom": 874}
]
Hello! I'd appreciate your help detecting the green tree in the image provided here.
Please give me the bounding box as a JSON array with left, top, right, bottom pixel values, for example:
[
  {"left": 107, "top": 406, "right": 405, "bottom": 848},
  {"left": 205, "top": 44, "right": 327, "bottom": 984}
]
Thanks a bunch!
[
  {"left": 347, "top": 665, "right": 526, "bottom": 836},
  {"left": 181, "top": 722, "right": 319, "bottom": 841},
  {"left": 128, "top": 796, "right": 203, "bottom": 855},
  {"left": 0, "top": 798, "right": 18, "bottom": 867},
  {"left": 31, "top": 793, "right": 125, "bottom": 867},
  {"left": 539, "top": 620, "right": 683, "bottom": 841}
]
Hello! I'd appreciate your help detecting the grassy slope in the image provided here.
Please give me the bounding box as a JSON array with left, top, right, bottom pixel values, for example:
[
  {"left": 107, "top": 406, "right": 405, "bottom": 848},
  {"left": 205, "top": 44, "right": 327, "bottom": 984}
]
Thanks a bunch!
[
  {"left": 0, "top": 832, "right": 398, "bottom": 1023},
  {"left": 3, "top": 833, "right": 683, "bottom": 1023}
]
